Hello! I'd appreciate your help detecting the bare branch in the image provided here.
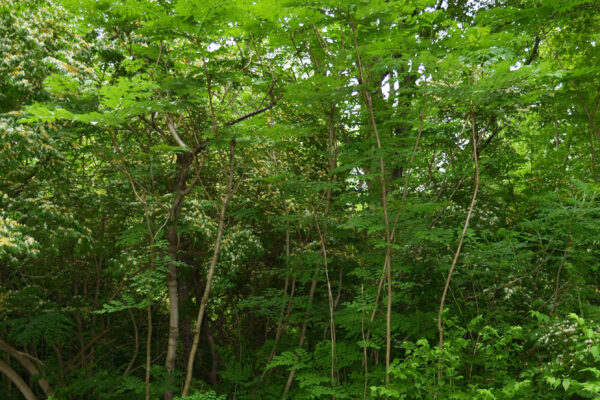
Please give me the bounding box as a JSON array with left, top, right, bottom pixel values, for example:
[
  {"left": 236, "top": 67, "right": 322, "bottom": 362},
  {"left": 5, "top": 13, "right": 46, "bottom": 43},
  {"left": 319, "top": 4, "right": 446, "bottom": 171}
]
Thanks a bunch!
[
  {"left": 226, "top": 94, "right": 283, "bottom": 126},
  {"left": 165, "top": 114, "right": 188, "bottom": 148}
]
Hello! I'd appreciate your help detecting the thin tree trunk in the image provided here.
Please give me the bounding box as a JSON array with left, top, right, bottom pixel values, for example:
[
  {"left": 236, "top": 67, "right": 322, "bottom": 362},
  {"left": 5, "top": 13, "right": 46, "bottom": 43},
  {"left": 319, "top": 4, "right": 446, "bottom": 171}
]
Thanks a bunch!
[
  {"left": 165, "top": 151, "right": 196, "bottom": 400},
  {"left": 260, "top": 218, "right": 295, "bottom": 380},
  {"left": 282, "top": 105, "right": 339, "bottom": 399},
  {"left": 124, "top": 309, "right": 139, "bottom": 375},
  {"left": 51, "top": 343, "right": 65, "bottom": 385},
  {"left": 164, "top": 240, "right": 180, "bottom": 400},
  {"left": 362, "top": 113, "right": 423, "bottom": 363},
  {"left": 281, "top": 261, "right": 320, "bottom": 400},
  {"left": 351, "top": 23, "right": 393, "bottom": 385},
  {"left": 437, "top": 113, "right": 480, "bottom": 384},
  {"left": 315, "top": 221, "right": 337, "bottom": 393},
  {"left": 320, "top": 107, "right": 339, "bottom": 392},
  {"left": 261, "top": 274, "right": 296, "bottom": 380},
  {"left": 259, "top": 153, "right": 295, "bottom": 381},
  {"left": 181, "top": 138, "right": 237, "bottom": 397}
]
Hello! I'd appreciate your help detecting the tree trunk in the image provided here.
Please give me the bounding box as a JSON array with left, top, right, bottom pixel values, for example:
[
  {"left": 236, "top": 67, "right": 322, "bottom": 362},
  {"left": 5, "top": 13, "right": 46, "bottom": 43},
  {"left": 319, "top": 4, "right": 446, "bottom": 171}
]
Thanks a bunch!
[
  {"left": 181, "top": 138, "right": 237, "bottom": 397},
  {"left": 0, "top": 358, "right": 38, "bottom": 400},
  {"left": 437, "top": 113, "right": 480, "bottom": 384},
  {"left": 352, "top": 23, "right": 393, "bottom": 385},
  {"left": 164, "top": 151, "right": 195, "bottom": 400},
  {"left": 124, "top": 308, "right": 139, "bottom": 375},
  {"left": 0, "top": 338, "right": 51, "bottom": 396},
  {"left": 164, "top": 233, "right": 180, "bottom": 400}
]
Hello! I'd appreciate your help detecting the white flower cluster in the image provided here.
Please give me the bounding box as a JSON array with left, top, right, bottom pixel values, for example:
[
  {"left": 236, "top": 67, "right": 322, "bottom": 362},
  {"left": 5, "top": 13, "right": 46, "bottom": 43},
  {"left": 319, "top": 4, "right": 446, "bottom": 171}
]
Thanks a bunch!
[
  {"left": 0, "top": 213, "right": 39, "bottom": 257},
  {"left": 218, "top": 227, "right": 264, "bottom": 269},
  {"left": 1, "top": 0, "right": 94, "bottom": 92},
  {"left": 182, "top": 199, "right": 218, "bottom": 238}
]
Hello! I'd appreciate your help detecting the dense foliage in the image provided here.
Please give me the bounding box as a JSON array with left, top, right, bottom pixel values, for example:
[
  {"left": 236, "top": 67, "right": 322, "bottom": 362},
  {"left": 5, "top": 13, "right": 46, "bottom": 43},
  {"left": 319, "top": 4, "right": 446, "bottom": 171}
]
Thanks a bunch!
[{"left": 2, "top": 0, "right": 600, "bottom": 399}]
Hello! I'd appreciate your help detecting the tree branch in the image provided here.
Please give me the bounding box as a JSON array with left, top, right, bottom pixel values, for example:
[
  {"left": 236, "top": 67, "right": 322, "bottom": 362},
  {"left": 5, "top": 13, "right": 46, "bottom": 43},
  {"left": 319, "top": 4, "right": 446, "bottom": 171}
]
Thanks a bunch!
[
  {"left": 524, "top": 36, "right": 540, "bottom": 65},
  {"left": 0, "top": 358, "right": 38, "bottom": 400},
  {"left": 226, "top": 94, "right": 283, "bottom": 126}
]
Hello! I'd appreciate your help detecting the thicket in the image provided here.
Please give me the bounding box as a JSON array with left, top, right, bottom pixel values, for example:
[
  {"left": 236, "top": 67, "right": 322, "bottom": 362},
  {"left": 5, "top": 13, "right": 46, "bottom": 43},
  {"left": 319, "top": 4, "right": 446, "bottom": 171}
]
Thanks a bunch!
[{"left": 2, "top": 0, "right": 600, "bottom": 399}]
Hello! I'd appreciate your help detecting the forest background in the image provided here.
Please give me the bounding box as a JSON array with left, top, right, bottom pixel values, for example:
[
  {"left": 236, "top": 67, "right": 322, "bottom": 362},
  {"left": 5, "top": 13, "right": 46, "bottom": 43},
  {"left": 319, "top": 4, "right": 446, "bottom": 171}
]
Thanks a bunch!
[{"left": 2, "top": 0, "right": 600, "bottom": 399}]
